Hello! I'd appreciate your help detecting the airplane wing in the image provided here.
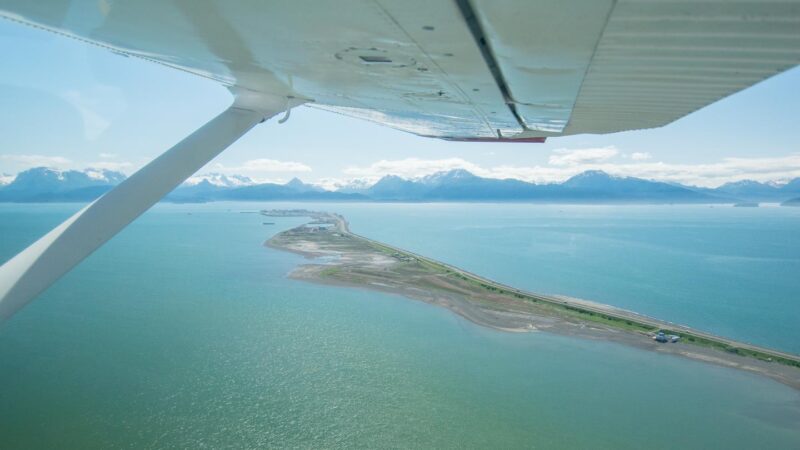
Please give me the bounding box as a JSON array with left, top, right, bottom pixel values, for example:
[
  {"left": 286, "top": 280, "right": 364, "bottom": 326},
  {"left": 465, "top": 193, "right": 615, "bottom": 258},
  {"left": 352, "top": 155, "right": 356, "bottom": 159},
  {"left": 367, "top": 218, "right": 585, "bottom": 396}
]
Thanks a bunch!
[
  {"left": 2, "top": 0, "right": 798, "bottom": 141},
  {"left": 1, "top": 0, "right": 799, "bottom": 321}
]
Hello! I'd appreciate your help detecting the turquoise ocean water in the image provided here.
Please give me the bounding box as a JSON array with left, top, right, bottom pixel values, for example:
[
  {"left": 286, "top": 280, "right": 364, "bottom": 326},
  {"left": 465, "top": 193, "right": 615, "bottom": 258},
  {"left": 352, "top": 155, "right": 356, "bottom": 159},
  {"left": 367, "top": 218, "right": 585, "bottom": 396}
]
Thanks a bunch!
[{"left": 1, "top": 202, "right": 799, "bottom": 448}]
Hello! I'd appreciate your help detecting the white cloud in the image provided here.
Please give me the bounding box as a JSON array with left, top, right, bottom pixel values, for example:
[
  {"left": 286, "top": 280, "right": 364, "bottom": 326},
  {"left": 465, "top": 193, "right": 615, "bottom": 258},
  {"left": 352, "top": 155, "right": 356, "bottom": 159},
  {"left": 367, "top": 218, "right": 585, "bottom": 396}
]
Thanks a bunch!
[
  {"left": 98, "top": 152, "right": 117, "bottom": 159},
  {"left": 0, "top": 173, "right": 16, "bottom": 185},
  {"left": 4, "top": 146, "right": 800, "bottom": 190},
  {"left": 0, "top": 154, "right": 137, "bottom": 175},
  {"left": 548, "top": 146, "right": 619, "bottom": 166},
  {"left": 216, "top": 158, "right": 312, "bottom": 173},
  {"left": 602, "top": 155, "right": 800, "bottom": 187},
  {"left": 86, "top": 161, "right": 134, "bottom": 172},
  {"left": 186, "top": 173, "right": 255, "bottom": 187},
  {"left": 1, "top": 154, "right": 72, "bottom": 167},
  {"left": 341, "top": 157, "right": 568, "bottom": 185},
  {"left": 315, "top": 177, "right": 376, "bottom": 192},
  {"left": 343, "top": 157, "right": 485, "bottom": 181}
]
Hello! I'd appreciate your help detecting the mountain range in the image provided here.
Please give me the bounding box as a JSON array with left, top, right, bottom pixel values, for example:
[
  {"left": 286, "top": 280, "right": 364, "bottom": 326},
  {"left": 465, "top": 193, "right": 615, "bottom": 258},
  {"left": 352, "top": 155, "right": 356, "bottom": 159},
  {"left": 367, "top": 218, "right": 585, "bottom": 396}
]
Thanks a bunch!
[
  {"left": 356, "top": 169, "right": 722, "bottom": 202},
  {"left": 3, "top": 167, "right": 800, "bottom": 204},
  {"left": 0, "top": 167, "right": 125, "bottom": 202}
]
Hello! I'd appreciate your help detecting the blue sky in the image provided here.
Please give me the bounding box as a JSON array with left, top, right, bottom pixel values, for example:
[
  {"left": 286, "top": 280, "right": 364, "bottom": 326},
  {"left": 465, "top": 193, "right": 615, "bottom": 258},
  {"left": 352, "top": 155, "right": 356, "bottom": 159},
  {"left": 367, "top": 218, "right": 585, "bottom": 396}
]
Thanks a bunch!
[{"left": 1, "top": 18, "right": 798, "bottom": 188}]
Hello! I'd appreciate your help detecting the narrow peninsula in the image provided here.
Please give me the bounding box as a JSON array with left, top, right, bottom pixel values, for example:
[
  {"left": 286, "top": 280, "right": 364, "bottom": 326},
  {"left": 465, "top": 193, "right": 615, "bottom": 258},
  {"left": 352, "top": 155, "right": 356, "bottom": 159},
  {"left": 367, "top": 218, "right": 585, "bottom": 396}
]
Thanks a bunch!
[{"left": 264, "top": 209, "right": 800, "bottom": 389}]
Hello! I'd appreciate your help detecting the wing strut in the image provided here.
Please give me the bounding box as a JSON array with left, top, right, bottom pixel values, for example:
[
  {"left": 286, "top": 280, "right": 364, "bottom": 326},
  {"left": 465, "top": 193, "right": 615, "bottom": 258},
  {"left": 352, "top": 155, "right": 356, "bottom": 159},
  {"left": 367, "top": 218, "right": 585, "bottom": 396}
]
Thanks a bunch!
[{"left": 0, "top": 94, "right": 293, "bottom": 321}]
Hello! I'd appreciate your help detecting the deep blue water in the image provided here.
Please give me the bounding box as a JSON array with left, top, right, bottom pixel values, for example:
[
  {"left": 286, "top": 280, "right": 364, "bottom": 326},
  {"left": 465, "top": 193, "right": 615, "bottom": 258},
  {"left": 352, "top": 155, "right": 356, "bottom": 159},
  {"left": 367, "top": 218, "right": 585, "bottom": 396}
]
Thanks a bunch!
[
  {"left": 0, "top": 202, "right": 798, "bottom": 448},
  {"left": 336, "top": 203, "right": 800, "bottom": 353}
]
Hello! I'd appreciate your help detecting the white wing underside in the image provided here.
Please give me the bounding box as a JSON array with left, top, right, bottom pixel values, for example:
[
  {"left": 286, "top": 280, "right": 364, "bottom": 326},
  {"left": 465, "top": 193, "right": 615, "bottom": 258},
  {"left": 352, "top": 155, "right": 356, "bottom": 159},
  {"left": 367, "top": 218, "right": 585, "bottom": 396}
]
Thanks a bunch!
[
  {"left": 1, "top": 0, "right": 799, "bottom": 321},
  {"left": 1, "top": 0, "right": 798, "bottom": 140}
]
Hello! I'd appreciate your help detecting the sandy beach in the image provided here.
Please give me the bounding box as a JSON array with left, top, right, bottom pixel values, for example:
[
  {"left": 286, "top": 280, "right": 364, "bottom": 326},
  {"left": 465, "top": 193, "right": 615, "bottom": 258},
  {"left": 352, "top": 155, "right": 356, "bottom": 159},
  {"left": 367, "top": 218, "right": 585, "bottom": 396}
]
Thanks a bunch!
[{"left": 264, "top": 209, "right": 800, "bottom": 390}]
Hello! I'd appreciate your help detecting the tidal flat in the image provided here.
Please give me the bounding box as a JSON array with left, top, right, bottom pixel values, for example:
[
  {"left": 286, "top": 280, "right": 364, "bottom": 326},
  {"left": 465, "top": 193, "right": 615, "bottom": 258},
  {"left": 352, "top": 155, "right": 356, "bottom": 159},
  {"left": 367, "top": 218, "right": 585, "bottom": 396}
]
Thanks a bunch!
[{"left": 265, "top": 209, "right": 800, "bottom": 390}]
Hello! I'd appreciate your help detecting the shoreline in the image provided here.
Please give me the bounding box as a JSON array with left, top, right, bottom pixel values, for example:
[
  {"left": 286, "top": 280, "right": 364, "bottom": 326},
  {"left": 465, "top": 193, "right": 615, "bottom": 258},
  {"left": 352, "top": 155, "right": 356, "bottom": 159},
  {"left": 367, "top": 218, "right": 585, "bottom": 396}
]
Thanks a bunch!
[{"left": 263, "top": 209, "right": 800, "bottom": 390}]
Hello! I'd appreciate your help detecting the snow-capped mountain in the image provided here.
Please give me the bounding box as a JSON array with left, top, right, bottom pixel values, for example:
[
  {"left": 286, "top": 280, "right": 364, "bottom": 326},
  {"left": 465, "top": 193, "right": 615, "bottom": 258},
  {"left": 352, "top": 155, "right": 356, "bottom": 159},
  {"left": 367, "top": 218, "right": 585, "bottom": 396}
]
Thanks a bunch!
[
  {"left": 184, "top": 173, "right": 255, "bottom": 188},
  {"left": 710, "top": 178, "right": 800, "bottom": 200},
  {"left": 417, "top": 168, "right": 479, "bottom": 185},
  {"left": 0, "top": 167, "right": 127, "bottom": 201},
  {"left": 327, "top": 178, "right": 377, "bottom": 194},
  {"left": 284, "top": 177, "right": 324, "bottom": 193},
  {"left": 361, "top": 169, "right": 726, "bottom": 202},
  {"left": 4, "top": 167, "right": 800, "bottom": 204}
]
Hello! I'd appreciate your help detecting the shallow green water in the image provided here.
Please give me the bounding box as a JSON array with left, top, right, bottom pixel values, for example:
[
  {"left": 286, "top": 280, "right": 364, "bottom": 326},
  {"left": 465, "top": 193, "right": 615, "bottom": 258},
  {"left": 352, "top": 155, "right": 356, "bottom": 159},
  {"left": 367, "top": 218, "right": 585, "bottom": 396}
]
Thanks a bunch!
[{"left": 1, "top": 202, "right": 798, "bottom": 448}]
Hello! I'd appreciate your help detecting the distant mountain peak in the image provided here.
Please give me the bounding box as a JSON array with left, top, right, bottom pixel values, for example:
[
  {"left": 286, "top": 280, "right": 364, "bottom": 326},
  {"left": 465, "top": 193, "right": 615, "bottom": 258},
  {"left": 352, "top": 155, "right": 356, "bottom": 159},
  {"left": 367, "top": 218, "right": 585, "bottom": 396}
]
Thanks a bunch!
[
  {"left": 18, "top": 166, "right": 63, "bottom": 180},
  {"left": 714, "top": 179, "right": 782, "bottom": 199},
  {"left": 7, "top": 166, "right": 127, "bottom": 186},
  {"left": 443, "top": 168, "right": 477, "bottom": 178},
  {"left": 7, "top": 166, "right": 798, "bottom": 204},
  {"left": 0, "top": 166, "right": 127, "bottom": 201},
  {"left": 285, "top": 177, "right": 306, "bottom": 188},
  {"left": 570, "top": 169, "right": 613, "bottom": 179},
  {"left": 369, "top": 174, "right": 411, "bottom": 189},
  {"left": 419, "top": 169, "right": 478, "bottom": 185},
  {"left": 780, "top": 177, "right": 800, "bottom": 191},
  {"left": 719, "top": 179, "right": 767, "bottom": 188},
  {"left": 83, "top": 168, "right": 127, "bottom": 184},
  {"left": 185, "top": 173, "right": 254, "bottom": 188},
  {"left": 285, "top": 177, "right": 323, "bottom": 192},
  {"left": 332, "top": 178, "right": 375, "bottom": 194},
  {"left": 562, "top": 170, "right": 619, "bottom": 188}
]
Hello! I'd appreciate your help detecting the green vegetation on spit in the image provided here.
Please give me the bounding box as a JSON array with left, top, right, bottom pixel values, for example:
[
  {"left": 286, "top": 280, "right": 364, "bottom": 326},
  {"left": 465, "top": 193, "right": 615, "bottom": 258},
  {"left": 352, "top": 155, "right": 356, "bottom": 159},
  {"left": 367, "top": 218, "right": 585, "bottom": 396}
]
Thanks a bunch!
[
  {"left": 370, "top": 232, "right": 799, "bottom": 368},
  {"left": 264, "top": 209, "right": 800, "bottom": 376}
]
